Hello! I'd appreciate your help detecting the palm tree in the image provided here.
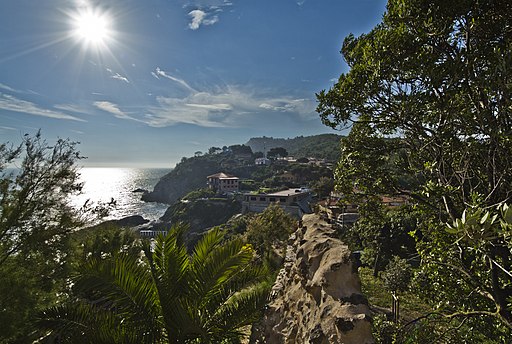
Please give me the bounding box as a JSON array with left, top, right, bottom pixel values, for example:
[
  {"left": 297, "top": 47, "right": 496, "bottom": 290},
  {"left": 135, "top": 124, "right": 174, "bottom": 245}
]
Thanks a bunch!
[{"left": 37, "top": 224, "right": 270, "bottom": 343}]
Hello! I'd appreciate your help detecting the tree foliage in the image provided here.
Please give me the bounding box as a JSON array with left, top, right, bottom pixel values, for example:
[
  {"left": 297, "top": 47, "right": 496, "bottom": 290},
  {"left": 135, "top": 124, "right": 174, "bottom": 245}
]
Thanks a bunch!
[
  {"left": 266, "top": 147, "right": 288, "bottom": 159},
  {"left": 317, "top": 0, "right": 512, "bottom": 335},
  {"left": 38, "top": 224, "right": 271, "bottom": 343},
  {"left": 0, "top": 132, "right": 85, "bottom": 342},
  {"left": 246, "top": 203, "right": 296, "bottom": 261}
]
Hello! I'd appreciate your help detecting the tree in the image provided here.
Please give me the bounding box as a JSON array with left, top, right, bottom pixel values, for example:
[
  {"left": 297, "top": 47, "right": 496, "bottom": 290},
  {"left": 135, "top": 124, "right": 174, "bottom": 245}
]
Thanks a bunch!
[
  {"left": 266, "top": 147, "right": 288, "bottom": 159},
  {"left": 208, "top": 146, "right": 221, "bottom": 155},
  {"left": 382, "top": 256, "right": 413, "bottom": 322},
  {"left": 246, "top": 203, "right": 296, "bottom": 263},
  {"left": 311, "top": 176, "right": 334, "bottom": 199},
  {"left": 38, "top": 224, "right": 271, "bottom": 343},
  {"left": 317, "top": 0, "right": 512, "bottom": 335},
  {"left": 228, "top": 144, "right": 253, "bottom": 156},
  {"left": 0, "top": 132, "right": 85, "bottom": 342},
  {"left": 253, "top": 151, "right": 264, "bottom": 159}
]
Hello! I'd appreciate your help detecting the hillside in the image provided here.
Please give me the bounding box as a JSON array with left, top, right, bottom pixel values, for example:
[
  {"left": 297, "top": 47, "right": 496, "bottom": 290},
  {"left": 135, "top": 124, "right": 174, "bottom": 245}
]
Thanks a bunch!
[
  {"left": 143, "top": 134, "right": 337, "bottom": 204},
  {"left": 246, "top": 134, "right": 342, "bottom": 161}
]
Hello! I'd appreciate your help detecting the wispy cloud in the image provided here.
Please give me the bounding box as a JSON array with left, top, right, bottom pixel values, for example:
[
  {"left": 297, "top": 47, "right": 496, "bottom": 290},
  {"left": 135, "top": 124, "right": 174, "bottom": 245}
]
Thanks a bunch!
[
  {"left": 145, "top": 85, "right": 316, "bottom": 128},
  {"left": 54, "top": 103, "right": 91, "bottom": 115},
  {"left": 93, "top": 101, "right": 140, "bottom": 122},
  {"left": 152, "top": 67, "right": 196, "bottom": 92},
  {"left": 0, "top": 126, "right": 17, "bottom": 131},
  {"left": 0, "top": 93, "right": 85, "bottom": 121},
  {"left": 112, "top": 73, "right": 130, "bottom": 83},
  {"left": 188, "top": 9, "right": 219, "bottom": 30},
  {"left": 0, "top": 83, "right": 21, "bottom": 93},
  {"left": 106, "top": 68, "right": 129, "bottom": 83}
]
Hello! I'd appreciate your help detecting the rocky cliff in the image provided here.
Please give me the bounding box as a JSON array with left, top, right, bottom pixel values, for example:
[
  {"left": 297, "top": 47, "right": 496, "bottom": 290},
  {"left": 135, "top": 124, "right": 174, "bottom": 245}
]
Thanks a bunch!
[
  {"left": 160, "top": 198, "right": 241, "bottom": 244},
  {"left": 253, "top": 214, "right": 374, "bottom": 344},
  {"left": 142, "top": 156, "right": 222, "bottom": 204}
]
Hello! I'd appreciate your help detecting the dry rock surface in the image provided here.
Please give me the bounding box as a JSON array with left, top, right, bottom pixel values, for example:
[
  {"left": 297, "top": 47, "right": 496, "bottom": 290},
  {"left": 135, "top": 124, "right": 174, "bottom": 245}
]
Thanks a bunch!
[{"left": 253, "top": 214, "right": 374, "bottom": 344}]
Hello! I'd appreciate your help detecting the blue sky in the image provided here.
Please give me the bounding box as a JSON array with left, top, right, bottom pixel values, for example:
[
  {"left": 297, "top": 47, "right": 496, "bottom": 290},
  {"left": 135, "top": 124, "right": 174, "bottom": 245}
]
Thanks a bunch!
[{"left": 0, "top": 0, "right": 386, "bottom": 167}]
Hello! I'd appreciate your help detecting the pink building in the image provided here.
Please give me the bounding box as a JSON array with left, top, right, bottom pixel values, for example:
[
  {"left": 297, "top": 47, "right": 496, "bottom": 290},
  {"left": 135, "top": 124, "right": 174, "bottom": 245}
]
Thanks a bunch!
[{"left": 207, "top": 172, "right": 239, "bottom": 193}]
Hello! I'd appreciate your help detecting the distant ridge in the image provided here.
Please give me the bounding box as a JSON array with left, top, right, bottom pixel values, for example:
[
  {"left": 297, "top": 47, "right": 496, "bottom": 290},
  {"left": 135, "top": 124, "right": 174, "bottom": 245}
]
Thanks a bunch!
[{"left": 246, "top": 134, "right": 342, "bottom": 161}]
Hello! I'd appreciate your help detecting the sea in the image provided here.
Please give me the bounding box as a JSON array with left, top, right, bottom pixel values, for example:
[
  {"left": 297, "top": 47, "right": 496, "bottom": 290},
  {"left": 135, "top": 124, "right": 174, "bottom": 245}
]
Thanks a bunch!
[{"left": 71, "top": 167, "right": 171, "bottom": 221}]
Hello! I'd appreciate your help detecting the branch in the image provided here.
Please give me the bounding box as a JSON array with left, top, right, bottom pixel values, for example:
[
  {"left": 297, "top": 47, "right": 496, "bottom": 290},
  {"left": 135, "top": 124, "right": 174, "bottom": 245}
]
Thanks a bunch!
[{"left": 427, "top": 260, "right": 494, "bottom": 301}]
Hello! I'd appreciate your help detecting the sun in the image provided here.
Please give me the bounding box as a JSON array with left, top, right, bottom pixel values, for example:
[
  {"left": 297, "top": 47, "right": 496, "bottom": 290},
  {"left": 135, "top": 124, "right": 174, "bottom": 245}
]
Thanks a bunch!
[{"left": 71, "top": 8, "right": 113, "bottom": 47}]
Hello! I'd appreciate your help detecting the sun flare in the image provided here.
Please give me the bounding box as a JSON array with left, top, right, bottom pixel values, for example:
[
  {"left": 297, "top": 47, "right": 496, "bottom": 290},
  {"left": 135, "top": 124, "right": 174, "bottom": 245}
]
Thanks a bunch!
[{"left": 71, "top": 8, "right": 113, "bottom": 47}]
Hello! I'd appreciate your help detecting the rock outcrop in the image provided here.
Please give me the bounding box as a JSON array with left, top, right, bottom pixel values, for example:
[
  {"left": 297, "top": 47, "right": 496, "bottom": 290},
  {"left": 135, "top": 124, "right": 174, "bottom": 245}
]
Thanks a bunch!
[
  {"left": 142, "top": 156, "right": 222, "bottom": 204},
  {"left": 90, "top": 215, "right": 150, "bottom": 229},
  {"left": 254, "top": 214, "right": 374, "bottom": 344}
]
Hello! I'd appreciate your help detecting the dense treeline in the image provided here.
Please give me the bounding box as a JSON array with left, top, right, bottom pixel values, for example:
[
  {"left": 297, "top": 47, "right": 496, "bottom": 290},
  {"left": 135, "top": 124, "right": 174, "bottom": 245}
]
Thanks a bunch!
[{"left": 246, "top": 134, "right": 342, "bottom": 161}]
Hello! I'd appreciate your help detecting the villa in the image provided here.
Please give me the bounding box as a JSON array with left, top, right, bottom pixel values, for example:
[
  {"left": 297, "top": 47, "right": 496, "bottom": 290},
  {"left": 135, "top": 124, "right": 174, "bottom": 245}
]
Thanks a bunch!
[{"left": 207, "top": 172, "right": 240, "bottom": 194}]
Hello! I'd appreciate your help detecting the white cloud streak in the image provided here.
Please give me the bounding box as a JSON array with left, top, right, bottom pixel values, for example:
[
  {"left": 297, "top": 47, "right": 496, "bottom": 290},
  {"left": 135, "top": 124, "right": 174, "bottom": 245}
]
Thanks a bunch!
[
  {"left": 112, "top": 73, "right": 130, "bottom": 83},
  {"left": 0, "top": 83, "right": 20, "bottom": 93},
  {"left": 0, "top": 93, "right": 85, "bottom": 121},
  {"left": 0, "top": 126, "right": 16, "bottom": 131},
  {"left": 54, "top": 103, "right": 91, "bottom": 115},
  {"left": 93, "top": 101, "right": 140, "bottom": 122},
  {"left": 153, "top": 68, "right": 196, "bottom": 92},
  {"left": 105, "top": 68, "right": 129, "bottom": 83},
  {"left": 145, "top": 85, "right": 316, "bottom": 128}
]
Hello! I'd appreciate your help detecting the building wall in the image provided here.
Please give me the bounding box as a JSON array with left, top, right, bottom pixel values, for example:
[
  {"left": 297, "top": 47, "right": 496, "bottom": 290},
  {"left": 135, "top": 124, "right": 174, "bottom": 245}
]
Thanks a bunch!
[{"left": 242, "top": 190, "right": 310, "bottom": 218}]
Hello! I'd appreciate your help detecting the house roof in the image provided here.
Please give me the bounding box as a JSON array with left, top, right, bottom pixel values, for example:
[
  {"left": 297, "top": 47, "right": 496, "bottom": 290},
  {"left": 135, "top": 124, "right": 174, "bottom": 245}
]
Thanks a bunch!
[
  {"left": 207, "top": 172, "right": 238, "bottom": 179},
  {"left": 244, "top": 188, "right": 310, "bottom": 197}
]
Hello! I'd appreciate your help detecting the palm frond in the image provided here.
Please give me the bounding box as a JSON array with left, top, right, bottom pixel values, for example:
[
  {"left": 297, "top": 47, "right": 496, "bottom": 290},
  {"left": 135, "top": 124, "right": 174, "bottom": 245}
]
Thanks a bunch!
[
  {"left": 36, "top": 302, "right": 142, "bottom": 344},
  {"left": 207, "top": 281, "right": 271, "bottom": 342},
  {"left": 73, "top": 255, "right": 161, "bottom": 338},
  {"left": 189, "top": 234, "right": 252, "bottom": 303},
  {"left": 149, "top": 224, "right": 199, "bottom": 341},
  {"left": 203, "top": 263, "right": 270, "bottom": 315}
]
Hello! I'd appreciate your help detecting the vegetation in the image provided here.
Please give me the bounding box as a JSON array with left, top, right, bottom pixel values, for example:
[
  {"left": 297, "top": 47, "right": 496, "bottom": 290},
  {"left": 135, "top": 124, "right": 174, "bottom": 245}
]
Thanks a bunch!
[
  {"left": 0, "top": 132, "right": 86, "bottom": 342},
  {"left": 38, "top": 224, "right": 271, "bottom": 343},
  {"left": 160, "top": 197, "right": 242, "bottom": 244},
  {"left": 317, "top": 0, "right": 512, "bottom": 339},
  {"left": 246, "top": 203, "right": 296, "bottom": 268},
  {"left": 0, "top": 133, "right": 277, "bottom": 343},
  {"left": 266, "top": 147, "right": 288, "bottom": 159},
  {"left": 246, "top": 134, "right": 342, "bottom": 161}
]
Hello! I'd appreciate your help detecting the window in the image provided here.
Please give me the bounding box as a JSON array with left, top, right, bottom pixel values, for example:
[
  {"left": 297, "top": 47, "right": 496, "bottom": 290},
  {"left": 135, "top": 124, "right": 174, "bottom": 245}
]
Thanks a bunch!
[
  {"left": 279, "top": 198, "right": 286, "bottom": 203},
  {"left": 269, "top": 197, "right": 276, "bottom": 202},
  {"left": 250, "top": 197, "right": 256, "bottom": 201},
  {"left": 259, "top": 197, "right": 266, "bottom": 201}
]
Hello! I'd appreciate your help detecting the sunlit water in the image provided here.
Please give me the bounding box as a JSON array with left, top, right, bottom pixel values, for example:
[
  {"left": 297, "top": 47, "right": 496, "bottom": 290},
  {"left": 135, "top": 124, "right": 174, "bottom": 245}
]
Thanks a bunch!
[{"left": 71, "top": 168, "right": 170, "bottom": 221}]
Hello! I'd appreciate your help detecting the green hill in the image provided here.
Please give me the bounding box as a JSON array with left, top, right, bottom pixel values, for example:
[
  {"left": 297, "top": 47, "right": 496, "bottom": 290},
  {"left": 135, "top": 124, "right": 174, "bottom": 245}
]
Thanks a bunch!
[{"left": 246, "top": 134, "right": 342, "bottom": 161}]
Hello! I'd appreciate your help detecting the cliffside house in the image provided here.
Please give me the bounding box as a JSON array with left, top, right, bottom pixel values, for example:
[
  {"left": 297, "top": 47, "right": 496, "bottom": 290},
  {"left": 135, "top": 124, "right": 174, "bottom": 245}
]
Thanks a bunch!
[
  {"left": 242, "top": 188, "right": 312, "bottom": 218},
  {"left": 207, "top": 172, "right": 240, "bottom": 194},
  {"left": 139, "top": 230, "right": 168, "bottom": 238},
  {"left": 255, "top": 157, "right": 271, "bottom": 165}
]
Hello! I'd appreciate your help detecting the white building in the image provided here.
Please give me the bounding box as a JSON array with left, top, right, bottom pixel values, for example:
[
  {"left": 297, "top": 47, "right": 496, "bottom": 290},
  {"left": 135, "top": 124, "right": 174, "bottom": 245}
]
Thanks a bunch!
[{"left": 242, "top": 188, "right": 312, "bottom": 218}]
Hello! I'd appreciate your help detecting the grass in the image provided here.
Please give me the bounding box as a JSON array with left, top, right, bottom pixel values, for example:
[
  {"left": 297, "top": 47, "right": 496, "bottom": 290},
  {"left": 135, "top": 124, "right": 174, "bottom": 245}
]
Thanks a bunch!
[{"left": 358, "top": 267, "right": 433, "bottom": 321}]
